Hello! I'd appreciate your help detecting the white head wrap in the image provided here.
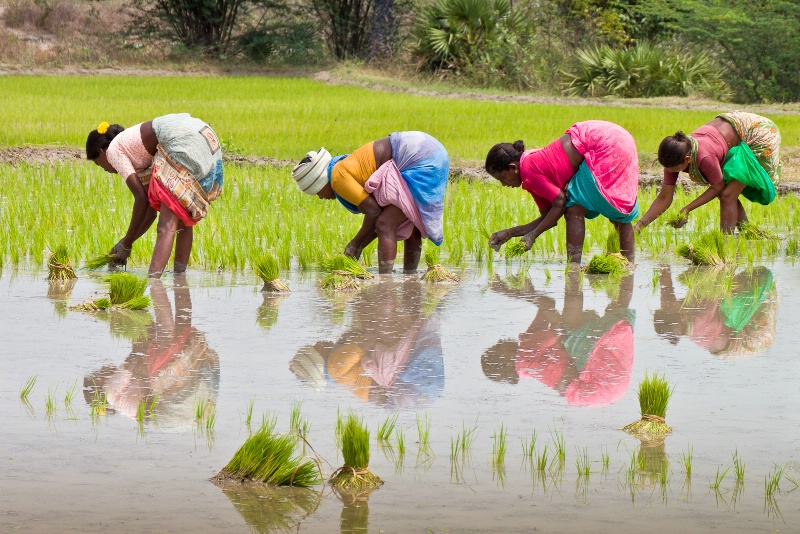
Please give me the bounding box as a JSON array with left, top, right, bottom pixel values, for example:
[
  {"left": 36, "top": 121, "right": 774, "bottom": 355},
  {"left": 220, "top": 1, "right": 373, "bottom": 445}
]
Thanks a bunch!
[{"left": 292, "top": 148, "right": 332, "bottom": 195}]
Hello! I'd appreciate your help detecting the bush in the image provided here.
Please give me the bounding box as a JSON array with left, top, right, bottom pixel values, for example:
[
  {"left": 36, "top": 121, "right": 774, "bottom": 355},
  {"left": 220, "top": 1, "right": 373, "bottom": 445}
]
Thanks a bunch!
[
  {"left": 239, "top": 22, "right": 322, "bottom": 62},
  {"left": 307, "top": 0, "right": 373, "bottom": 59},
  {"left": 563, "top": 43, "right": 725, "bottom": 98}
]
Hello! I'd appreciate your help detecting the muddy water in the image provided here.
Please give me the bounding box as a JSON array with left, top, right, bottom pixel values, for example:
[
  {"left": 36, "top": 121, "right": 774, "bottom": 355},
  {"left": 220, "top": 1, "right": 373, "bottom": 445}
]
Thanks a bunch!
[{"left": 1, "top": 260, "right": 799, "bottom": 533}]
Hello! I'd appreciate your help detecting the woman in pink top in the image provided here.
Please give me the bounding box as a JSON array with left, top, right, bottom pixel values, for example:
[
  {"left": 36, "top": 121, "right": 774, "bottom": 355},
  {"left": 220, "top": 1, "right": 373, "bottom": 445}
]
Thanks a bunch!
[
  {"left": 635, "top": 111, "right": 781, "bottom": 232},
  {"left": 86, "top": 114, "right": 223, "bottom": 277},
  {"left": 485, "top": 120, "right": 640, "bottom": 264}
]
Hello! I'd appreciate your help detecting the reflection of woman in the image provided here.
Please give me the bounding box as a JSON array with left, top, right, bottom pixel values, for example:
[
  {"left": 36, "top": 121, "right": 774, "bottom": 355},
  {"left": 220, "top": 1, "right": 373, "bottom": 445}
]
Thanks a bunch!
[
  {"left": 86, "top": 115, "right": 224, "bottom": 276},
  {"left": 654, "top": 266, "right": 777, "bottom": 357},
  {"left": 636, "top": 112, "right": 781, "bottom": 232},
  {"left": 291, "top": 132, "right": 449, "bottom": 273},
  {"left": 484, "top": 121, "right": 639, "bottom": 263},
  {"left": 84, "top": 278, "right": 220, "bottom": 427},
  {"left": 482, "top": 271, "right": 635, "bottom": 407},
  {"left": 290, "top": 278, "right": 445, "bottom": 408}
]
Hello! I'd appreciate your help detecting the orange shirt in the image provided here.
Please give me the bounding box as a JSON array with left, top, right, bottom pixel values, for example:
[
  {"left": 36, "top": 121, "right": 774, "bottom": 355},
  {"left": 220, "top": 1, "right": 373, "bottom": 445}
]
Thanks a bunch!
[{"left": 330, "top": 141, "right": 377, "bottom": 207}]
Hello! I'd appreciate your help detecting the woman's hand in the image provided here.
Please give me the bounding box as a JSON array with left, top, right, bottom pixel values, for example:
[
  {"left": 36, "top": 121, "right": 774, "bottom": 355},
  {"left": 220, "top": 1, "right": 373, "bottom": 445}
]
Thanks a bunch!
[
  {"left": 109, "top": 239, "right": 132, "bottom": 270},
  {"left": 488, "top": 230, "right": 511, "bottom": 251},
  {"left": 633, "top": 220, "right": 644, "bottom": 233},
  {"left": 344, "top": 241, "right": 363, "bottom": 260},
  {"left": 670, "top": 210, "right": 690, "bottom": 229},
  {"left": 522, "top": 231, "right": 537, "bottom": 251}
]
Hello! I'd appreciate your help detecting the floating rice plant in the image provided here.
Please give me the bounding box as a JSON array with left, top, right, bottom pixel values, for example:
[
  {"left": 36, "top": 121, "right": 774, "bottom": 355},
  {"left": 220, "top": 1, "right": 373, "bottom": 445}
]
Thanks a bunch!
[
  {"left": 680, "top": 446, "right": 693, "bottom": 477},
  {"left": 335, "top": 408, "right": 345, "bottom": 448},
  {"left": 72, "top": 272, "right": 151, "bottom": 311},
  {"left": 739, "top": 221, "right": 778, "bottom": 240},
  {"left": 710, "top": 465, "right": 730, "bottom": 490},
  {"left": 522, "top": 430, "right": 538, "bottom": 466},
  {"left": 575, "top": 447, "right": 590, "bottom": 477},
  {"left": 63, "top": 380, "right": 78, "bottom": 407},
  {"left": 396, "top": 428, "right": 406, "bottom": 458},
  {"left": 47, "top": 245, "right": 76, "bottom": 281},
  {"left": 329, "top": 413, "right": 383, "bottom": 489},
  {"left": 550, "top": 429, "right": 566, "bottom": 467},
  {"left": 245, "top": 397, "right": 255, "bottom": 429},
  {"left": 676, "top": 231, "right": 736, "bottom": 266},
  {"left": 19, "top": 375, "right": 37, "bottom": 400},
  {"left": 45, "top": 384, "right": 57, "bottom": 416},
  {"left": 420, "top": 250, "right": 460, "bottom": 283},
  {"left": 601, "top": 448, "right": 610, "bottom": 473},
  {"left": 215, "top": 426, "right": 321, "bottom": 486},
  {"left": 377, "top": 412, "right": 398, "bottom": 442},
  {"left": 416, "top": 412, "right": 432, "bottom": 454},
  {"left": 765, "top": 465, "right": 783, "bottom": 497},
  {"left": 733, "top": 449, "right": 746, "bottom": 482},
  {"left": 136, "top": 398, "right": 147, "bottom": 423},
  {"left": 535, "top": 446, "right": 549, "bottom": 472},
  {"left": 90, "top": 388, "right": 108, "bottom": 417},
  {"left": 584, "top": 253, "right": 630, "bottom": 275},
  {"left": 255, "top": 254, "right": 290, "bottom": 292},
  {"left": 492, "top": 424, "right": 508, "bottom": 468},
  {"left": 289, "top": 401, "right": 310, "bottom": 438},
  {"left": 621, "top": 372, "right": 673, "bottom": 440}
]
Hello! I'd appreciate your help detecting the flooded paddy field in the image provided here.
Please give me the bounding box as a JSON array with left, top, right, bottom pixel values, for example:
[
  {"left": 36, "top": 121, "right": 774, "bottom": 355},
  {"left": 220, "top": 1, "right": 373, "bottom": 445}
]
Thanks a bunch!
[{"left": 1, "top": 259, "right": 798, "bottom": 533}]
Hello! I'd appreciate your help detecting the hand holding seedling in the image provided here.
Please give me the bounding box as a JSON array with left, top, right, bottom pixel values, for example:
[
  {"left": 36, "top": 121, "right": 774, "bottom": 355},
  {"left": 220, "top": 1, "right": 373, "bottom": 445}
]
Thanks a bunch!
[
  {"left": 668, "top": 211, "right": 689, "bottom": 229},
  {"left": 488, "top": 229, "right": 511, "bottom": 251},
  {"left": 344, "top": 241, "right": 363, "bottom": 260},
  {"left": 521, "top": 231, "right": 536, "bottom": 251},
  {"left": 109, "top": 240, "right": 132, "bottom": 269}
]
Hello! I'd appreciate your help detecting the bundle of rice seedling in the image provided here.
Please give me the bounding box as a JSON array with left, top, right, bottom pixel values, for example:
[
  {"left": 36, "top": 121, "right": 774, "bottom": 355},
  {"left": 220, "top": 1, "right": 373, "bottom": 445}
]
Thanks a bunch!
[
  {"left": 85, "top": 252, "right": 116, "bottom": 270},
  {"left": 621, "top": 372, "right": 673, "bottom": 440},
  {"left": 675, "top": 231, "right": 734, "bottom": 266},
  {"left": 320, "top": 270, "right": 361, "bottom": 292},
  {"left": 420, "top": 251, "right": 460, "bottom": 283},
  {"left": 585, "top": 253, "right": 630, "bottom": 275},
  {"left": 255, "top": 254, "right": 290, "bottom": 292},
  {"left": 329, "top": 413, "right": 383, "bottom": 489},
  {"left": 214, "top": 425, "right": 321, "bottom": 486},
  {"left": 71, "top": 273, "right": 151, "bottom": 311},
  {"left": 320, "top": 255, "right": 373, "bottom": 279},
  {"left": 665, "top": 212, "right": 688, "bottom": 228},
  {"left": 48, "top": 245, "right": 76, "bottom": 281},
  {"left": 504, "top": 240, "right": 527, "bottom": 258},
  {"left": 738, "top": 222, "right": 778, "bottom": 240}
]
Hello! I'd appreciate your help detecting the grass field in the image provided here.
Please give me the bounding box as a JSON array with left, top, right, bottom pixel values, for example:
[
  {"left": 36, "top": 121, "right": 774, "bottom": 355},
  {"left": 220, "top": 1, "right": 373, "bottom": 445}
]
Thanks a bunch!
[{"left": 1, "top": 76, "right": 799, "bottom": 165}]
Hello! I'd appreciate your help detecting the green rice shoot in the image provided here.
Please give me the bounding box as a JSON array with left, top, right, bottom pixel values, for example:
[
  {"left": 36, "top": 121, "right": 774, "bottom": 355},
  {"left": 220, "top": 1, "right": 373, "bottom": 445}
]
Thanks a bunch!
[
  {"left": 255, "top": 254, "right": 290, "bottom": 292},
  {"left": 606, "top": 231, "right": 621, "bottom": 254},
  {"left": 72, "top": 272, "right": 150, "bottom": 311},
  {"left": 319, "top": 271, "right": 361, "bottom": 292},
  {"left": 676, "top": 231, "right": 736, "bottom": 266},
  {"left": 85, "top": 252, "right": 115, "bottom": 271},
  {"left": 585, "top": 253, "right": 630, "bottom": 275},
  {"left": 330, "top": 413, "right": 383, "bottom": 489},
  {"left": 215, "top": 426, "right": 321, "bottom": 486},
  {"left": 738, "top": 221, "right": 778, "bottom": 240},
  {"left": 504, "top": 240, "right": 527, "bottom": 258},
  {"left": 420, "top": 251, "right": 460, "bottom": 283},
  {"left": 621, "top": 372, "right": 673, "bottom": 439},
  {"left": 48, "top": 245, "right": 76, "bottom": 281},
  {"left": 320, "top": 255, "right": 373, "bottom": 279},
  {"left": 665, "top": 211, "right": 688, "bottom": 228}
]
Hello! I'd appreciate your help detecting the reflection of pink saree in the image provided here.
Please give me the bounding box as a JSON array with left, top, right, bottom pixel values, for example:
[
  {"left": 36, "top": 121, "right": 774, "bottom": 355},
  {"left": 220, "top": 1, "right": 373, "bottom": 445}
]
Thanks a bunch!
[
  {"left": 361, "top": 321, "right": 422, "bottom": 387},
  {"left": 515, "top": 321, "right": 634, "bottom": 407},
  {"left": 688, "top": 303, "right": 725, "bottom": 350},
  {"left": 565, "top": 321, "right": 633, "bottom": 407}
]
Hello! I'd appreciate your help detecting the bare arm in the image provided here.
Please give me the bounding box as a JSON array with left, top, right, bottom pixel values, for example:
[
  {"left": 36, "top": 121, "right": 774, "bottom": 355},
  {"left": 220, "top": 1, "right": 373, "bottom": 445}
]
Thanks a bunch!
[
  {"left": 488, "top": 214, "right": 545, "bottom": 251},
  {"left": 522, "top": 192, "right": 567, "bottom": 250},
  {"left": 345, "top": 194, "right": 383, "bottom": 258},
  {"left": 681, "top": 181, "right": 725, "bottom": 216},
  {"left": 121, "top": 174, "right": 155, "bottom": 248},
  {"left": 634, "top": 184, "right": 676, "bottom": 231}
]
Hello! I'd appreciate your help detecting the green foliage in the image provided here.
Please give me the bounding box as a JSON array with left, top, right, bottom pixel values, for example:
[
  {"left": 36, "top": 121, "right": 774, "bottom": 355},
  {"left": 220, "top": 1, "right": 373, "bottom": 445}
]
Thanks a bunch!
[
  {"left": 218, "top": 427, "right": 322, "bottom": 486},
  {"left": 308, "top": 0, "right": 373, "bottom": 59},
  {"left": 85, "top": 253, "right": 114, "bottom": 271},
  {"left": 585, "top": 253, "right": 629, "bottom": 274},
  {"left": 255, "top": 254, "right": 280, "bottom": 283},
  {"left": 638, "top": 372, "right": 672, "bottom": 418},
  {"left": 676, "top": 230, "right": 736, "bottom": 266},
  {"left": 107, "top": 272, "right": 148, "bottom": 305},
  {"left": 564, "top": 43, "right": 724, "bottom": 98},
  {"left": 320, "top": 255, "right": 373, "bottom": 279},
  {"left": 341, "top": 413, "right": 370, "bottom": 469}
]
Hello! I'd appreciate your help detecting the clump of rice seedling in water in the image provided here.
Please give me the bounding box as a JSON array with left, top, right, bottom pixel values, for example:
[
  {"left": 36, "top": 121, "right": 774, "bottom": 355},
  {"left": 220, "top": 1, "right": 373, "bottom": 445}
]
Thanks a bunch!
[
  {"left": 585, "top": 253, "right": 629, "bottom": 275},
  {"left": 738, "top": 222, "right": 778, "bottom": 240},
  {"left": 215, "top": 426, "right": 321, "bottom": 486},
  {"left": 504, "top": 240, "right": 527, "bottom": 258},
  {"left": 255, "top": 254, "right": 290, "bottom": 292},
  {"left": 319, "top": 271, "right": 361, "bottom": 292},
  {"left": 72, "top": 273, "right": 151, "bottom": 311},
  {"left": 330, "top": 413, "right": 383, "bottom": 489},
  {"left": 48, "top": 245, "right": 76, "bottom": 281},
  {"left": 420, "top": 251, "right": 460, "bottom": 283},
  {"left": 492, "top": 424, "right": 508, "bottom": 468},
  {"left": 676, "top": 231, "right": 735, "bottom": 266},
  {"left": 681, "top": 446, "right": 693, "bottom": 477},
  {"left": 320, "top": 255, "right": 373, "bottom": 279},
  {"left": 733, "top": 449, "right": 746, "bottom": 482},
  {"left": 377, "top": 412, "right": 398, "bottom": 442},
  {"left": 622, "top": 372, "right": 673, "bottom": 439},
  {"left": 19, "top": 375, "right": 37, "bottom": 400}
]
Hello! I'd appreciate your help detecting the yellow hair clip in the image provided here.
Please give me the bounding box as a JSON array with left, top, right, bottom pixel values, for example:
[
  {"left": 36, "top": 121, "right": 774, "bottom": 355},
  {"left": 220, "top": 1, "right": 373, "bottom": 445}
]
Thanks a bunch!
[{"left": 97, "top": 121, "right": 110, "bottom": 135}]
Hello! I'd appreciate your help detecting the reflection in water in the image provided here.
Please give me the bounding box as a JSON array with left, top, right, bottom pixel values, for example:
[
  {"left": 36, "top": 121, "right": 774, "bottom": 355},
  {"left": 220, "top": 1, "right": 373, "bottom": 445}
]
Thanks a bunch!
[
  {"left": 213, "top": 480, "right": 322, "bottom": 533},
  {"left": 291, "top": 278, "right": 446, "bottom": 409},
  {"left": 654, "top": 266, "right": 778, "bottom": 357},
  {"left": 48, "top": 278, "right": 77, "bottom": 319},
  {"left": 256, "top": 293, "right": 289, "bottom": 331},
  {"left": 83, "top": 278, "right": 220, "bottom": 429},
  {"left": 483, "top": 271, "right": 635, "bottom": 407},
  {"left": 333, "top": 486, "right": 378, "bottom": 534}
]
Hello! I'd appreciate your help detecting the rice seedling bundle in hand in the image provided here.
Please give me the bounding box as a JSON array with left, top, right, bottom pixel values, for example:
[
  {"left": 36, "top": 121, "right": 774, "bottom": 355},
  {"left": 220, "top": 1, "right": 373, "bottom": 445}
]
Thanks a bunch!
[
  {"left": 71, "top": 272, "right": 151, "bottom": 311},
  {"left": 420, "top": 251, "right": 460, "bottom": 283},
  {"left": 585, "top": 253, "right": 630, "bottom": 275},
  {"left": 330, "top": 413, "right": 383, "bottom": 489},
  {"left": 621, "top": 372, "right": 673, "bottom": 440},
  {"left": 48, "top": 245, "right": 77, "bottom": 281},
  {"left": 215, "top": 426, "right": 322, "bottom": 486},
  {"left": 85, "top": 252, "right": 116, "bottom": 270},
  {"left": 255, "top": 254, "right": 290, "bottom": 292},
  {"left": 320, "top": 255, "right": 373, "bottom": 279},
  {"left": 665, "top": 212, "right": 688, "bottom": 228},
  {"left": 504, "top": 240, "right": 527, "bottom": 258},
  {"left": 676, "top": 231, "right": 734, "bottom": 266},
  {"left": 738, "top": 222, "right": 778, "bottom": 240}
]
